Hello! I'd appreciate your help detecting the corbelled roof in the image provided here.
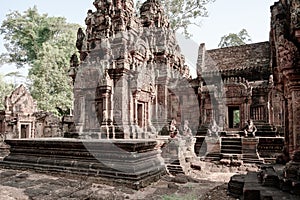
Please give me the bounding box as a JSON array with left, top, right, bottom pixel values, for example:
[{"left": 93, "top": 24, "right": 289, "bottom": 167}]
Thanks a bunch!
[
  {"left": 199, "top": 42, "right": 270, "bottom": 71},
  {"left": 198, "top": 41, "right": 271, "bottom": 81}
]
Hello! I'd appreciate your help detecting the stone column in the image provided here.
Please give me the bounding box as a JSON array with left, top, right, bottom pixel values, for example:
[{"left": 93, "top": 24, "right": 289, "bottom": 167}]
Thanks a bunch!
[
  {"left": 113, "top": 72, "right": 130, "bottom": 139},
  {"left": 291, "top": 90, "right": 300, "bottom": 154},
  {"left": 134, "top": 97, "right": 138, "bottom": 123},
  {"left": 205, "top": 136, "right": 221, "bottom": 155},
  {"left": 100, "top": 92, "right": 110, "bottom": 139},
  {"left": 287, "top": 94, "right": 293, "bottom": 155},
  {"left": 154, "top": 77, "right": 169, "bottom": 132},
  {"left": 109, "top": 88, "right": 115, "bottom": 139}
]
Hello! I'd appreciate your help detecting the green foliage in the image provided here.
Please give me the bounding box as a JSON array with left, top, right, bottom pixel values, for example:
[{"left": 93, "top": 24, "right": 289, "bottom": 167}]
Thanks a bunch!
[
  {"left": 0, "top": 74, "right": 14, "bottom": 110},
  {"left": 137, "top": 0, "right": 216, "bottom": 38},
  {"left": 28, "top": 41, "right": 74, "bottom": 116},
  {"left": 0, "top": 6, "right": 79, "bottom": 116},
  {"left": 218, "top": 28, "right": 252, "bottom": 48},
  {"left": 233, "top": 110, "right": 240, "bottom": 127}
]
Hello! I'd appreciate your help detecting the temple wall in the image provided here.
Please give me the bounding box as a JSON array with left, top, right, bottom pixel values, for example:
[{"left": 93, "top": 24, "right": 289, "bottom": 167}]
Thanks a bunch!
[{"left": 270, "top": 0, "right": 300, "bottom": 156}]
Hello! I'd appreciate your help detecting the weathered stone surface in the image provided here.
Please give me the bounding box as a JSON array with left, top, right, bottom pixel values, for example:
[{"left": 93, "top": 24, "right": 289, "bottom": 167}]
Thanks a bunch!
[
  {"left": 161, "top": 137, "right": 199, "bottom": 175},
  {"left": 69, "top": 0, "right": 196, "bottom": 140},
  {"left": 228, "top": 165, "right": 300, "bottom": 199},
  {"left": 0, "top": 166, "right": 240, "bottom": 200},
  {"left": 270, "top": 0, "right": 300, "bottom": 157},
  {"left": 0, "top": 138, "right": 166, "bottom": 189},
  {"left": 0, "top": 85, "right": 61, "bottom": 140}
]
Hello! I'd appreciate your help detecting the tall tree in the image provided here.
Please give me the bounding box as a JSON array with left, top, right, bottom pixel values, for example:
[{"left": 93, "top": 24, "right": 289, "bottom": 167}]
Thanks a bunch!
[
  {"left": 218, "top": 29, "right": 252, "bottom": 48},
  {"left": 137, "top": 0, "right": 216, "bottom": 38},
  {"left": 0, "top": 7, "right": 79, "bottom": 116},
  {"left": 0, "top": 74, "right": 14, "bottom": 110}
]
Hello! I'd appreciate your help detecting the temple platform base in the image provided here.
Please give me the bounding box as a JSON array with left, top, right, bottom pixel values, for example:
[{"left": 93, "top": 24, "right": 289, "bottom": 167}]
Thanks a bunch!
[{"left": 0, "top": 138, "right": 166, "bottom": 189}]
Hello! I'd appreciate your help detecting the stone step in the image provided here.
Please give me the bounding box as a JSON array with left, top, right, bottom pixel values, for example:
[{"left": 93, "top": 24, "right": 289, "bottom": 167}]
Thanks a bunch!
[
  {"left": 222, "top": 144, "right": 242, "bottom": 148},
  {"left": 161, "top": 139, "right": 193, "bottom": 176},
  {"left": 194, "top": 136, "right": 206, "bottom": 156},
  {"left": 222, "top": 138, "right": 242, "bottom": 141},
  {"left": 221, "top": 137, "right": 242, "bottom": 155},
  {"left": 242, "top": 158, "right": 264, "bottom": 164},
  {"left": 222, "top": 148, "right": 242, "bottom": 153},
  {"left": 221, "top": 154, "right": 242, "bottom": 160},
  {"left": 204, "top": 153, "right": 221, "bottom": 161},
  {"left": 255, "top": 131, "right": 278, "bottom": 137},
  {"left": 221, "top": 149, "right": 243, "bottom": 154},
  {"left": 167, "top": 164, "right": 185, "bottom": 175},
  {"left": 222, "top": 140, "right": 242, "bottom": 145}
]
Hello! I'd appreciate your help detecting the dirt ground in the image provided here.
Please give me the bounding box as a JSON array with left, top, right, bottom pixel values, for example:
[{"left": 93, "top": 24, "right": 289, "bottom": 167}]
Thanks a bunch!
[{"left": 0, "top": 161, "right": 258, "bottom": 200}]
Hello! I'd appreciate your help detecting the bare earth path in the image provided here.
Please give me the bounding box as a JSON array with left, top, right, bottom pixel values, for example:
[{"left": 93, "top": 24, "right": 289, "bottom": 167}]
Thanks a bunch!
[{"left": 0, "top": 162, "right": 242, "bottom": 200}]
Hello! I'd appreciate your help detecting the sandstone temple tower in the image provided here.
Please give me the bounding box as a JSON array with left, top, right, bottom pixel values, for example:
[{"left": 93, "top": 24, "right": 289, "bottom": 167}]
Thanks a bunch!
[{"left": 69, "top": 0, "right": 197, "bottom": 139}]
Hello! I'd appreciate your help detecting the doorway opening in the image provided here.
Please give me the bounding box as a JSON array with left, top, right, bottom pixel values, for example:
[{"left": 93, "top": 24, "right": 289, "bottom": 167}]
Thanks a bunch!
[
  {"left": 21, "top": 124, "right": 29, "bottom": 138},
  {"left": 228, "top": 106, "right": 240, "bottom": 128},
  {"left": 137, "top": 103, "right": 143, "bottom": 128}
]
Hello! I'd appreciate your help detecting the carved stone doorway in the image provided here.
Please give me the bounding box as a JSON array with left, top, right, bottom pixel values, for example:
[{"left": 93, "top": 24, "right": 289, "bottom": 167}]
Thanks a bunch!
[
  {"left": 137, "top": 103, "right": 144, "bottom": 128},
  {"left": 228, "top": 106, "right": 240, "bottom": 129},
  {"left": 20, "top": 124, "right": 30, "bottom": 138}
]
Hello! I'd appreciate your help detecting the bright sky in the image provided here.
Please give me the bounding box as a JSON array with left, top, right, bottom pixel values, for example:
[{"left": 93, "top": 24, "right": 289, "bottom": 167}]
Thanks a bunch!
[{"left": 0, "top": 0, "right": 278, "bottom": 79}]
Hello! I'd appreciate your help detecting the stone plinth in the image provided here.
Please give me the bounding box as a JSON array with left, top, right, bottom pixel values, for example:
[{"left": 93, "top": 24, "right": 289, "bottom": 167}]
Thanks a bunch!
[
  {"left": 205, "top": 136, "right": 221, "bottom": 153},
  {"left": 243, "top": 172, "right": 261, "bottom": 200},
  {"left": 161, "top": 137, "right": 198, "bottom": 175},
  {"left": 0, "top": 138, "right": 166, "bottom": 189},
  {"left": 228, "top": 174, "right": 245, "bottom": 198},
  {"left": 257, "top": 137, "right": 284, "bottom": 157},
  {"left": 194, "top": 136, "right": 206, "bottom": 156},
  {"left": 204, "top": 136, "right": 221, "bottom": 161},
  {"left": 242, "top": 138, "right": 263, "bottom": 163},
  {"left": 228, "top": 168, "right": 300, "bottom": 199}
]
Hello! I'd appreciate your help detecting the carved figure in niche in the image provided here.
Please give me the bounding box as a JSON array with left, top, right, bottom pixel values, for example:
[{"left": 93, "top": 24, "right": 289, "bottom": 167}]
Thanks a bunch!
[
  {"left": 106, "top": 0, "right": 113, "bottom": 14},
  {"left": 243, "top": 119, "right": 257, "bottom": 137},
  {"left": 149, "top": 83, "right": 155, "bottom": 95},
  {"left": 156, "top": 10, "right": 162, "bottom": 27},
  {"left": 291, "top": 6, "right": 300, "bottom": 29},
  {"left": 169, "top": 119, "right": 180, "bottom": 138},
  {"left": 277, "top": 36, "right": 298, "bottom": 69},
  {"left": 182, "top": 120, "right": 192, "bottom": 137},
  {"left": 182, "top": 120, "right": 195, "bottom": 151},
  {"left": 93, "top": 0, "right": 103, "bottom": 9},
  {"left": 105, "top": 15, "right": 112, "bottom": 38},
  {"left": 76, "top": 28, "right": 85, "bottom": 51},
  {"left": 208, "top": 119, "right": 220, "bottom": 137},
  {"left": 85, "top": 10, "right": 94, "bottom": 39},
  {"left": 183, "top": 65, "right": 190, "bottom": 79},
  {"left": 268, "top": 75, "right": 274, "bottom": 86}
]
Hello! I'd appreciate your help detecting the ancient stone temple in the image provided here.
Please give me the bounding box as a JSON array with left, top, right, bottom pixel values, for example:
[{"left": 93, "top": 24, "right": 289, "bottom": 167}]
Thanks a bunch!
[
  {"left": 196, "top": 42, "right": 277, "bottom": 134},
  {"left": 270, "top": 0, "right": 300, "bottom": 157},
  {"left": 193, "top": 0, "right": 300, "bottom": 162},
  {"left": 0, "top": 85, "right": 62, "bottom": 139},
  {"left": 0, "top": 85, "right": 37, "bottom": 139},
  {"left": 0, "top": 0, "right": 185, "bottom": 188},
  {"left": 69, "top": 0, "right": 198, "bottom": 139}
]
